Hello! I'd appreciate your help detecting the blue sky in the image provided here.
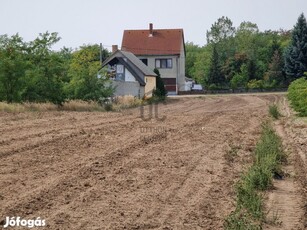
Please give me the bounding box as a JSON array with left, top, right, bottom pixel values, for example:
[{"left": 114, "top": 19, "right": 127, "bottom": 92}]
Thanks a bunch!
[{"left": 0, "top": 0, "right": 306, "bottom": 50}]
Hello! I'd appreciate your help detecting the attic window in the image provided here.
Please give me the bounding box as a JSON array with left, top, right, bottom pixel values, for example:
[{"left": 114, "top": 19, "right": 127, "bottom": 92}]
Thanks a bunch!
[{"left": 140, "top": 58, "right": 148, "bottom": 65}]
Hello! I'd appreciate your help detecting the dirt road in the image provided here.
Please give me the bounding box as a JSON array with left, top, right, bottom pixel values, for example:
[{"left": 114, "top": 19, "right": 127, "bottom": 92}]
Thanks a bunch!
[
  {"left": 0, "top": 94, "right": 305, "bottom": 229},
  {"left": 265, "top": 96, "right": 307, "bottom": 230}
]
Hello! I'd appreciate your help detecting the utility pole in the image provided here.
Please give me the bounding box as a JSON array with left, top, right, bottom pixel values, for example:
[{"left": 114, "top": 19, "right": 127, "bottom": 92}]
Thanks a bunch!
[{"left": 100, "top": 43, "right": 103, "bottom": 66}]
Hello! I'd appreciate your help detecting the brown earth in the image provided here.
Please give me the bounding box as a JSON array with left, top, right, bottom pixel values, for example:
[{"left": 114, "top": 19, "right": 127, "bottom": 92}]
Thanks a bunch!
[{"left": 0, "top": 94, "right": 305, "bottom": 230}]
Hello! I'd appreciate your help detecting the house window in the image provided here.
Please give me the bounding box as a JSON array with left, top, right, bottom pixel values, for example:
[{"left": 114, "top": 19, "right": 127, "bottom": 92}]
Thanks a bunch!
[
  {"left": 155, "top": 58, "right": 172, "bottom": 69},
  {"left": 140, "top": 58, "right": 148, "bottom": 65}
]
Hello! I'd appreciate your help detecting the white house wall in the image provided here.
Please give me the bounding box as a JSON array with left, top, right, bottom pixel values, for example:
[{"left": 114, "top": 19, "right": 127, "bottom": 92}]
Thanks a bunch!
[
  {"left": 112, "top": 81, "right": 144, "bottom": 98},
  {"left": 125, "top": 68, "right": 137, "bottom": 82},
  {"left": 137, "top": 53, "right": 186, "bottom": 92},
  {"left": 178, "top": 42, "right": 186, "bottom": 91},
  {"left": 137, "top": 55, "right": 178, "bottom": 79}
]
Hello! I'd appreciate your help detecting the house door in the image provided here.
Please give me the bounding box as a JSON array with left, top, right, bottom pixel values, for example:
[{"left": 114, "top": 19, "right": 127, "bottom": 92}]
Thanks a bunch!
[{"left": 162, "top": 78, "right": 177, "bottom": 94}]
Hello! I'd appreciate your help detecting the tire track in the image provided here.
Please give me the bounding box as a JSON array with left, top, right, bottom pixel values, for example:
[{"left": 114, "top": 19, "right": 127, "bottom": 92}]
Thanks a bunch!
[
  {"left": 0, "top": 112, "right": 139, "bottom": 159},
  {"left": 265, "top": 95, "right": 306, "bottom": 230}
]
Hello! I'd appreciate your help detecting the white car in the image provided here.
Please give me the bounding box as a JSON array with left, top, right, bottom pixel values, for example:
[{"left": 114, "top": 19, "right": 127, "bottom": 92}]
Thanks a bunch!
[{"left": 192, "top": 84, "right": 203, "bottom": 91}]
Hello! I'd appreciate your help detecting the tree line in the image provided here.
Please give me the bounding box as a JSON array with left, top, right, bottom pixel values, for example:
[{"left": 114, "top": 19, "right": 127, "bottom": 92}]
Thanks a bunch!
[
  {"left": 0, "top": 32, "right": 112, "bottom": 104},
  {"left": 1, "top": 14, "right": 306, "bottom": 105},
  {"left": 186, "top": 13, "right": 307, "bottom": 90}
]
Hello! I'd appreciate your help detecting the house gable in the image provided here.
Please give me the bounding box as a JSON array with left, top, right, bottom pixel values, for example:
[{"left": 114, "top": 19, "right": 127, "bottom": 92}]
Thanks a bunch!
[
  {"left": 101, "top": 50, "right": 156, "bottom": 86},
  {"left": 117, "top": 57, "right": 146, "bottom": 86}
]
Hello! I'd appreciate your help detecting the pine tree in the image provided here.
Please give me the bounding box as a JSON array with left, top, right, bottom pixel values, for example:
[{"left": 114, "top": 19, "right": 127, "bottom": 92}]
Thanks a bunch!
[
  {"left": 153, "top": 68, "right": 167, "bottom": 99},
  {"left": 266, "top": 50, "right": 284, "bottom": 86},
  {"left": 207, "top": 44, "right": 224, "bottom": 87},
  {"left": 284, "top": 13, "right": 307, "bottom": 82}
]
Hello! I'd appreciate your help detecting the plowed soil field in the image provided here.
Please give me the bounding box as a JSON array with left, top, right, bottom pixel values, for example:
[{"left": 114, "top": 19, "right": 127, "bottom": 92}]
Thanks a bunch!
[{"left": 0, "top": 94, "right": 305, "bottom": 229}]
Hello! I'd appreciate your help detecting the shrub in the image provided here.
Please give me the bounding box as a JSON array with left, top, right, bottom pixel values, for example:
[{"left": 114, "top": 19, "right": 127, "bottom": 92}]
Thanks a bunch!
[
  {"left": 153, "top": 68, "right": 167, "bottom": 99},
  {"left": 247, "top": 79, "right": 264, "bottom": 89},
  {"left": 208, "top": 83, "right": 218, "bottom": 90},
  {"left": 230, "top": 73, "right": 248, "bottom": 90},
  {"left": 288, "top": 76, "right": 307, "bottom": 116},
  {"left": 152, "top": 88, "right": 166, "bottom": 101}
]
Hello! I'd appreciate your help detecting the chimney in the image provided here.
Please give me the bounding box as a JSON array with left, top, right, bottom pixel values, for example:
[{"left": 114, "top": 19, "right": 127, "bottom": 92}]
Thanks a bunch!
[
  {"left": 149, "top": 23, "right": 153, "bottom": 37},
  {"left": 112, "top": 45, "right": 118, "bottom": 53}
]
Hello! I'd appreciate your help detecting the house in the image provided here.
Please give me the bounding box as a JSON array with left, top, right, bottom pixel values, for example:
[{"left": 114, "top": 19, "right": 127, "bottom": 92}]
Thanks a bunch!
[
  {"left": 101, "top": 46, "right": 157, "bottom": 98},
  {"left": 121, "top": 23, "right": 186, "bottom": 95}
]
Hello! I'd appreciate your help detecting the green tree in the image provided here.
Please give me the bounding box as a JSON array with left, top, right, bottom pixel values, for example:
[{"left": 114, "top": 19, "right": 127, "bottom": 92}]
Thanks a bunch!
[
  {"left": 236, "top": 21, "right": 259, "bottom": 56},
  {"left": 206, "top": 16, "right": 236, "bottom": 44},
  {"left": 222, "top": 52, "right": 248, "bottom": 84},
  {"left": 237, "top": 21, "right": 259, "bottom": 34},
  {"left": 207, "top": 44, "right": 224, "bottom": 87},
  {"left": 67, "top": 44, "right": 112, "bottom": 101},
  {"left": 207, "top": 16, "right": 237, "bottom": 65},
  {"left": 230, "top": 64, "right": 249, "bottom": 90},
  {"left": 0, "top": 34, "right": 27, "bottom": 102},
  {"left": 191, "top": 46, "right": 212, "bottom": 85},
  {"left": 153, "top": 68, "right": 167, "bottom": 99},
  {"left": 22, "top": 32, "right": 66, "bottom": 105},
  {"left": 185, "top": 42, "right": 202, "bottom": 79},
  {"left": 58, "top": 47, "right": 73, "bottom": 83},
  {"left": 269, "top": 38, "right": 282, "bottom": 58},
  {"left": 180, "top": 17, "right": 291, "bottom": 90},
  {"left": 264, "top": 50, "right": 284, "bottom": 87},
  {"left": 284, "top": 13, "right": 307, "bottom": 82},
  {"left": 247, "top": 58, "right": 258, "bottom": 80}
]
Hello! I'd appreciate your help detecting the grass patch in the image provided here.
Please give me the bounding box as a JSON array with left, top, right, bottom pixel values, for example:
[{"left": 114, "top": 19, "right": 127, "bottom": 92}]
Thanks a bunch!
[
  {"left": 225, "top": 209, "right": 261, "bottom": 230},
  {"left": 269, "top": 104, "right": 281, "bottom": 119},
  {"left": 0, "top": 96, "right": 144, "bottom": 113},
  {"left": 111, "top": 95, "right": 143, "bottom": 111},
  {"left": 0, "top": 102, "right": 57, "bottom": 112},
  {"left": 224, "top": 122, "right": 286, "bottom": 230},
  {"left": 0, "top": 100, "right": 106, "bottom": 112},
  {"left": 62, "top": 100, "right": 105, "bottom": 111}
]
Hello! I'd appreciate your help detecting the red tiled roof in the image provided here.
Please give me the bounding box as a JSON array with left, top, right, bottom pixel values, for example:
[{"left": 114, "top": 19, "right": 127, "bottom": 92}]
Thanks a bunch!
[{"left": 121, "top": 28, "right": 184, "bottom": 56}]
